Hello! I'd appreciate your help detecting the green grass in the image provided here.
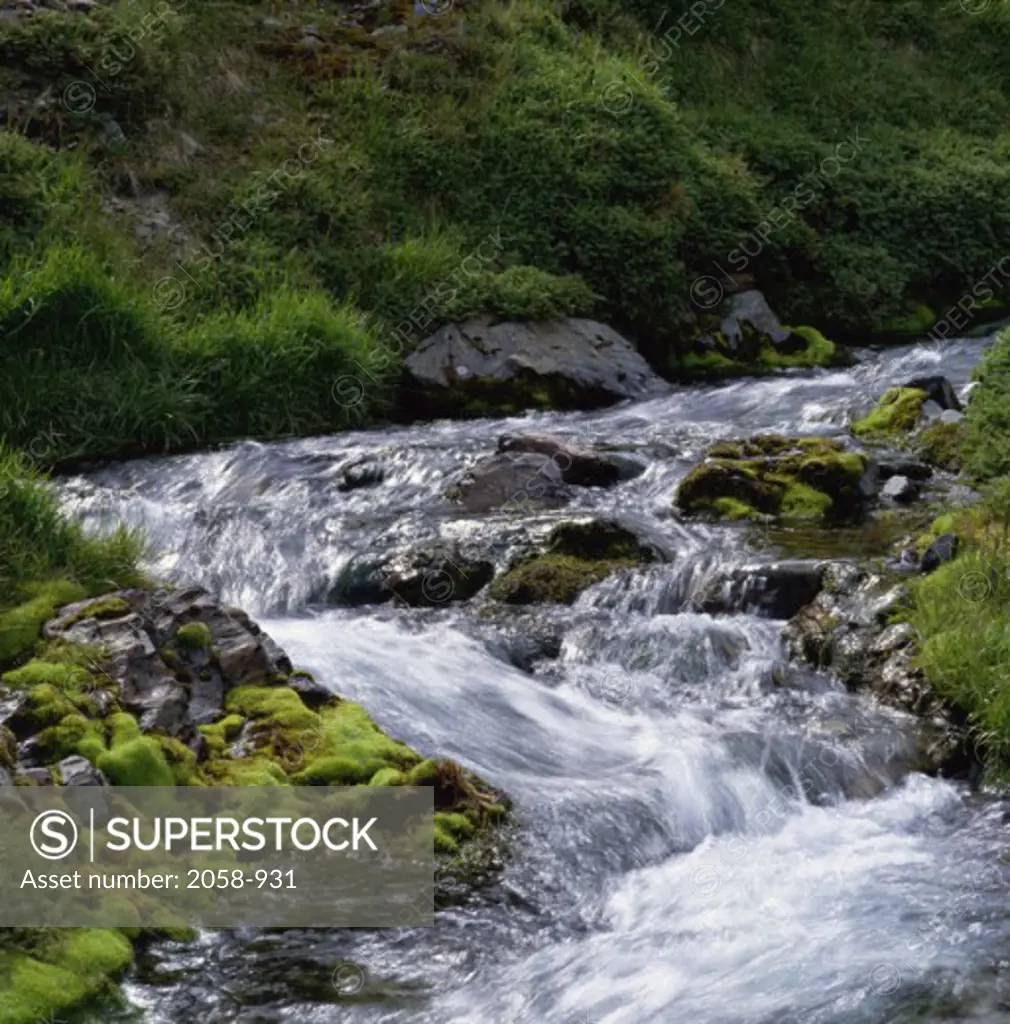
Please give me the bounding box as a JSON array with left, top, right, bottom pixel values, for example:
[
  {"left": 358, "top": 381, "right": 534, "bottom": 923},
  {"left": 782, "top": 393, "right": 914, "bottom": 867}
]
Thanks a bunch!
[
  {"left": 911, "top": 493, "right": 1010, "bottom": 774},
  {"left": 0, "top": 245, "right": 398, "bottom": 464},
  {"left": 967, "top": 329, "right": 1010, "bottom": 480},
  {"left": 0, "top": 0, "right": 1008, "bottom": 448}
]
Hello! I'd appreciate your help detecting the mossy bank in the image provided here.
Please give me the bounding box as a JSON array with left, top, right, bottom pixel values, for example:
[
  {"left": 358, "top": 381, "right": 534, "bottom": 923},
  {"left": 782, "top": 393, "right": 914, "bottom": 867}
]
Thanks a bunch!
[{"left": 0, "top": 449, "right": 508, "bottom": 1022}]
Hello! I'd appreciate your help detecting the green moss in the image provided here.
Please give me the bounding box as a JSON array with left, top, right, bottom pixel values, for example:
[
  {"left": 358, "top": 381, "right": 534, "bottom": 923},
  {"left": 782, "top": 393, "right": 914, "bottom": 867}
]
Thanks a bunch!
[
  {"left": 781, "top": 484, "right": 833, "bottom": 519},
  {"left": 155, "top": 735, "right": 199, "bottom": 786},
  {"left": 369, "top": 766, "right": 406, "bottom": 786},
  {"left": 293, "top": 755, "right": 375, "bottom": 785},
  {"left": 1, "top": 660, "right": 92, "bottom": 693},
  {"left": 175, "top": 621, "right": 212, "bottom": 651},
  {"left": 881, "top": 303, "right": 937, "bottom": 337},
  {"left": 760, "top": 326, "right": 837, "bottom": 368},
  {"left": 61, "top": 596, "right": 130, "bottom": 627},
  {"left": 488, "top": 554, "right": 628, "bottom": 605},
  {"left": 97, "top": 737, "right": 175, "bottom": 787},
  {"left": 21, "top": 683, "right": 84, "bottom": 730},
  {"left": 677, "top": 438, "right": 867, "bottom": 523},
  {"left": 0, "top": 724, "right": 16, "bottom": 769},
  {"left": 434, "top": 824, "right": 460, "bottom": 855},
  {"left": 0, "top": 928, "right": 133, "bottom": 1024},
  {"left": 434, "top": 811, "right": 476, "bottom": 839},
  {"left": 204, "top": 755, "right": 288, "bottom": 786},
  {"left": 917, "top": 420, "right": 966, "bottom": 472},
  {"left": 851, "top": 387, "right": 929, "bottom": 440},
  {"left": 711, "top": 498, "right": 762, "bottom": 520},
  {"left": 37, "top": 713, "right": 106, "bottom": 762},
  {"left": 405, "top": 758, "right": 440, "bottom": 786},
  {"left": 226, "top": 686, "right": 319, "bottom": 731},
  {"left": 107, "top": 712, "right": 141, "bottom": 747},
  {"left": 0, "top": 580, "right": 87, "bottom": 664}
]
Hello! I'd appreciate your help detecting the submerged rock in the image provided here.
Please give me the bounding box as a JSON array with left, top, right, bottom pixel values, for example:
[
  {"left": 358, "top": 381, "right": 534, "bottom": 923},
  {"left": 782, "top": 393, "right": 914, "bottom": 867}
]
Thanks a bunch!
[
  {"left": 332, "top": 547, "right": 495, "bottom": 607},
  {"left": 447, "top": 451, "right": 574, "bottom": 513},
  {"left": 699, "top": 561, "right": 825, "bottom": 619},
  {"left": 447, "top": 435, "right": 629, "bottom": 513},
  {"left": 496, "top": 434, "right": 636, "bottom": 485},
  {"left": 676, "top": 435, "right": 877, "bottom": 522},
  {"left": 404, "top": 317, "right": 668, "bottom": 418}
]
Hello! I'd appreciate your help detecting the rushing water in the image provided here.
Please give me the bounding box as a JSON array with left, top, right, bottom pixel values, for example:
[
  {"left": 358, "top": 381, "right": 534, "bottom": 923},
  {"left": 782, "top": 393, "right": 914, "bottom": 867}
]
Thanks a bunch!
[{"left": 60, "top": 337, "right": 1010, "bottom": 1024}]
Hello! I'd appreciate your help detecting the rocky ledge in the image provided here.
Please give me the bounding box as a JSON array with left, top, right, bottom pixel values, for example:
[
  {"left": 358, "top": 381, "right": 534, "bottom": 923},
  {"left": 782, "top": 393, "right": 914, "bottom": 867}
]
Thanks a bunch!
[
  {"left": 782, "top": 562, "right": 974, "bottom": 778},
  {"left": 0, "top": 584, "right": 507, "bottom": 859}
]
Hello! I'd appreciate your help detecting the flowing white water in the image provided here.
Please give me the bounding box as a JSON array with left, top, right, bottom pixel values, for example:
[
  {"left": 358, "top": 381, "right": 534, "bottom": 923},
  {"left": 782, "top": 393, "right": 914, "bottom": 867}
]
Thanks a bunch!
[{"left": 59, "top": 337, "right": 1010, "bottom": 1023}]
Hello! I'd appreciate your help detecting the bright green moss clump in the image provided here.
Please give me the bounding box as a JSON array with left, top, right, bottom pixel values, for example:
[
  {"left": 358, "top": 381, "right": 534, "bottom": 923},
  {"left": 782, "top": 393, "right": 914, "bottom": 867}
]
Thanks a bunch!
[
  {"left": 175, "top": 621, "right": 212, "bottom": 651},
  {"left": 0, "top": 581, "right": 87, "bottom": 664},
  {"left": 0, "top": 928, "right": 134, "bottom": 1024},
  {"left": 760, "top": 327, "right": 837, "bottom": 368},
  {"left": 2, "top": 660, "right": 92, "bottom": 693},
  {"left": 97, "top": 737, "right": 175, "bottom": 787},
  {"left": 226, "top": 685, "right": 319, "bottom": 731},
  {"left": 851, "top": 387, "right": 929, "bottom": 440},
  {"left": 677, "top": 436, "right": 869, "bottom": 523}
]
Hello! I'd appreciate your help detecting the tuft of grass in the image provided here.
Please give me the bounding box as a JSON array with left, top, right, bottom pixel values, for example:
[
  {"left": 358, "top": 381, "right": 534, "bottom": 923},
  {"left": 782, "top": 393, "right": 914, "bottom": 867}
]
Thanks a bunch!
[{"left": 911, "top": 483, "right": 1010, "bottom": 774}]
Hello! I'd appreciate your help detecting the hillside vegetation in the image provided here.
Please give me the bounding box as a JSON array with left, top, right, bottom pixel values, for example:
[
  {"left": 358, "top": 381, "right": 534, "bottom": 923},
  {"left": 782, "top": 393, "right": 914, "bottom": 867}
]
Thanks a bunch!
[{"left": 1, "top": 0, "right": 1010, "bottom": 461}]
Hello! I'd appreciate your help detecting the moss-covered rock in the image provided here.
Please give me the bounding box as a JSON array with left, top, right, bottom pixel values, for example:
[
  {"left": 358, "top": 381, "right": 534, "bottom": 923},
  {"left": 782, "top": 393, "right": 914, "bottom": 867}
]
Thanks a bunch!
[
  {"left": 0, "top": 580, "right": 88, "bottom": 664},
  {"left": 489, "top": 519, "right": 654, "bottom": 605},
  {"left": 488, "top": 555, "right": 619, "bottom": 605},
  {"left": 916, "top": 420, "right": 967, "bottom": 472},
  {"left": 676, "top": 436, "right": 872, "bottom": 523},
  {"left": 0, "top": 582, "right": 512, "bottom": 1024},
  {"left": 851, "top": 387, "right": 928, "bottom": 440},
  {"left": 0, "top": 927, "right": 134, "bottom": 1024},
  {"left": 97, "top": 736, "right": 175, "bottom": 787}
]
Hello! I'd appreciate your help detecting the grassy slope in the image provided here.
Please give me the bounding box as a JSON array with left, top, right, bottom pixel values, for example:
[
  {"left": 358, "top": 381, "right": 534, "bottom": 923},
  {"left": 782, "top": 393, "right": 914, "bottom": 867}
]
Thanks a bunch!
[{"left": 2, "top": 0, "right": 1010, "bottom": 462}]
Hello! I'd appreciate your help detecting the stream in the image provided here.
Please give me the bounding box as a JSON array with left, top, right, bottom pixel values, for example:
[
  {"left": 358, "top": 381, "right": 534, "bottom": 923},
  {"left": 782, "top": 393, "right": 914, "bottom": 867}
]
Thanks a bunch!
[{"left": 59, "top": 336, "right": 1010, "bottom": 1024}]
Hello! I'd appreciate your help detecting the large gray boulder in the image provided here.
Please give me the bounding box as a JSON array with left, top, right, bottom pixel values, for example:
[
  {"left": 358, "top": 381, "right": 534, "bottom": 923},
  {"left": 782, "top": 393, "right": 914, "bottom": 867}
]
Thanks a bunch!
[{"left": 403, "top": 317, "right": 668, "bottom": 417}]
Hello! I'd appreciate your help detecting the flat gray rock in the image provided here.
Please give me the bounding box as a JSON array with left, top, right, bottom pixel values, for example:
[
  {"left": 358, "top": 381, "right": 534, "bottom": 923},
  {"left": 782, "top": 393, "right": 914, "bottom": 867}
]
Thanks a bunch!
[{"left": 404, "top": 317, "right": 668, "bottom": 416}]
